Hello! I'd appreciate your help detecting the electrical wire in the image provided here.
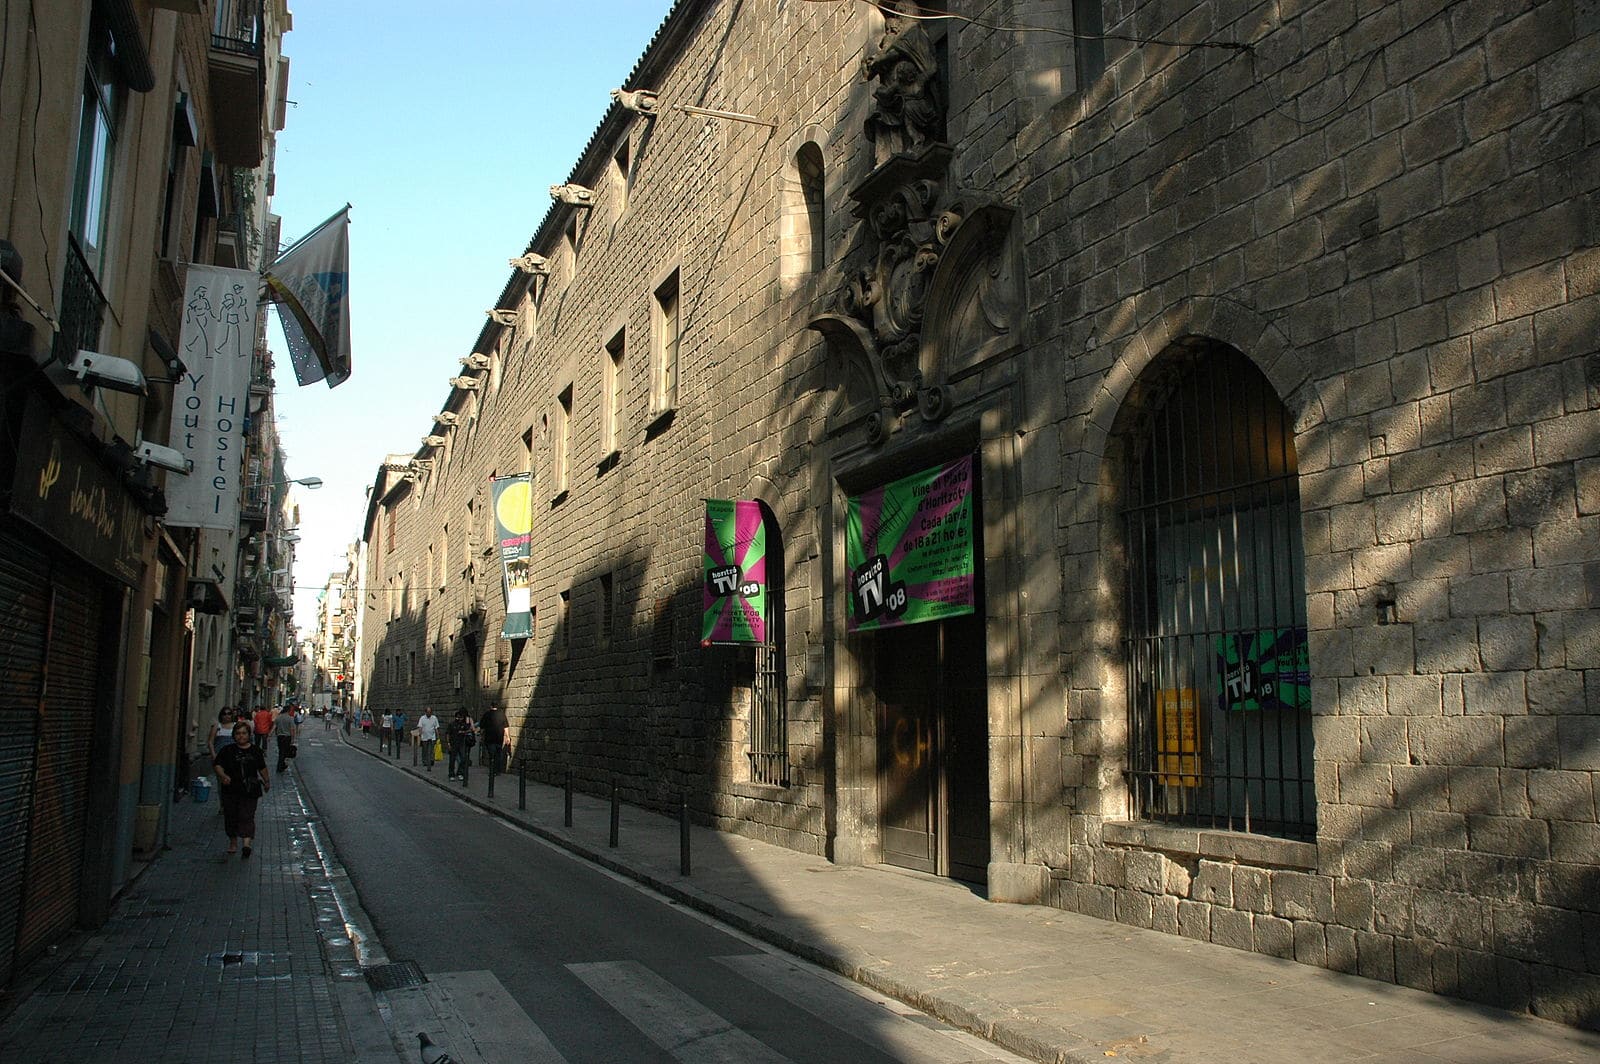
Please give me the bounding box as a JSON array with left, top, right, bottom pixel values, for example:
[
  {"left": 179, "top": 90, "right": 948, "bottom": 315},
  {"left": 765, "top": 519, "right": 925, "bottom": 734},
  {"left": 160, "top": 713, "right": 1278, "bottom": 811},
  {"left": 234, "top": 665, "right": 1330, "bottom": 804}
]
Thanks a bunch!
[{"left": 26, "top": 1, "right": 56, "bottom": 322}]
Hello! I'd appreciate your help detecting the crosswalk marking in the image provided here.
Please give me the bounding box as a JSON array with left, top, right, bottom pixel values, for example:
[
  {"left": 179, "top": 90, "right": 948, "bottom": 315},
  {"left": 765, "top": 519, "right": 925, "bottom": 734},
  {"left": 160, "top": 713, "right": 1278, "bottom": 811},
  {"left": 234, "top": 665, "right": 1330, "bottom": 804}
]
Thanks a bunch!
[
  {"left": 714, "top": 953, "right": 1026, "bottom": 1063},
  {"left": 569, "top": 960, "right": 796, "bottom": 1064},
  {"left": 376, "top": 970, "right": 570, "bottom": 1064}
]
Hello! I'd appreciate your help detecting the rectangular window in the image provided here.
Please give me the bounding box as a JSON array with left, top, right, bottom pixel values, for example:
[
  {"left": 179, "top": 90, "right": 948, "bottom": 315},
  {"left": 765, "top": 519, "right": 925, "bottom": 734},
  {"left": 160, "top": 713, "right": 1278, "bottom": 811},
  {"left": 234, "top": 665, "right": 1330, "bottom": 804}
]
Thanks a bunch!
[
  {"left": 386, "top": 508, "right": 396, "bottom": 553},
  {"left": 651, "top": 270, "right": 680, "bottom": 418},
  {"left": 599, "top": 572, "right": 614, "bottom": 647},
  {"left": 408, "top": 651, "right": 416, "bottom": 685},
  {"left": 602, "top": 329, "right": 624, "bottom": 459},
  {"left": 439, "top": 526, "right": 449, "bottom": 590},
  {"left": 612, "top": 140, "right": 631, "bottom": 218},
  {"left": 1072, "top": 0, "right": 1106, "bottom": 89},
  {"left": 425, "top": 546, "right": 434, "bottom": 602},
  {"left": 553, "top": 386, "right": 572, "bottom": 497},
  {"left": 72, "top": 54, "right": 119, "bottom": 276},
  {"left": 559, "top": 588, "right": 571, "bottom": 658}
]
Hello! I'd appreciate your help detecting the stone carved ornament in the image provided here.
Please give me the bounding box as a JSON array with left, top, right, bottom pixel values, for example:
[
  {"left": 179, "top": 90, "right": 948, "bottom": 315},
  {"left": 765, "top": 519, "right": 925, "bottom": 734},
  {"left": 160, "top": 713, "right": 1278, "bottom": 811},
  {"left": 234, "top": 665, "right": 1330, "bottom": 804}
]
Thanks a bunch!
[
  {"left": 863, "top": 5, "right": 944, "bottom": 158},
  {"left": 807, "top": 4, "right": 1016, "bottom": 443}
]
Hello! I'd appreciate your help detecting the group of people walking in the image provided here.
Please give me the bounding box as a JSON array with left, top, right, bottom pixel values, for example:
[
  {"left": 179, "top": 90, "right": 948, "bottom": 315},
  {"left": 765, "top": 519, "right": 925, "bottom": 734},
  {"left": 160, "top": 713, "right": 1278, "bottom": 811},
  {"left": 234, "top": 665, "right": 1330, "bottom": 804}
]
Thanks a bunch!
[
  {"left": 205, "top": 704, "right": 300, "bottom": 859},
  {"left": 376, "top": 704, "right": 509, "bottom": 785},
  {"left": 200, "top": 699, "right": 510, "bottom": 860}
]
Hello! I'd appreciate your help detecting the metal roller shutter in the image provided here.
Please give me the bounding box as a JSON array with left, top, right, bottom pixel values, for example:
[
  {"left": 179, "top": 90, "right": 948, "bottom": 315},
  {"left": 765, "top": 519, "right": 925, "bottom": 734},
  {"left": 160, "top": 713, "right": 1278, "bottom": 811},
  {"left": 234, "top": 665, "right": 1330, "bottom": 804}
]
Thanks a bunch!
[
  {"left": 0, "top": 531, "right": 49, "bottom": 985},
  {"left": 14, "top": 561, "right": 104, "bottom": 967}
]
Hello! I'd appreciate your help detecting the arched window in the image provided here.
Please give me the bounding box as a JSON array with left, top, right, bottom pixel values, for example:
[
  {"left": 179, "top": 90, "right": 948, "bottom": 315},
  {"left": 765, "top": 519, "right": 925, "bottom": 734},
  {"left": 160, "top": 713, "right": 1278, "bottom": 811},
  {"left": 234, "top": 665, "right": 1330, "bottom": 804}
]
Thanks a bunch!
[
  {"left": 797, "top": 142, "right": 824, "bottom": 273},
  {"left": 780, "top": 142, "right": 825, "bottom": 288},
  {"left": 1121, "top": 343, "right": 1314, "bottom": 838}
]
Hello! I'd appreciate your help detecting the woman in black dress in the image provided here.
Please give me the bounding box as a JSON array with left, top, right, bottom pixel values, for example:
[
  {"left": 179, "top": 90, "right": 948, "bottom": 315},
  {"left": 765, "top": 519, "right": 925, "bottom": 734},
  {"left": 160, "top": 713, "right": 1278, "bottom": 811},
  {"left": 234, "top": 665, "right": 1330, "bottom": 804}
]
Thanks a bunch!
[{"left": 213, "top": 722, "right": 269, "bottom": 858}]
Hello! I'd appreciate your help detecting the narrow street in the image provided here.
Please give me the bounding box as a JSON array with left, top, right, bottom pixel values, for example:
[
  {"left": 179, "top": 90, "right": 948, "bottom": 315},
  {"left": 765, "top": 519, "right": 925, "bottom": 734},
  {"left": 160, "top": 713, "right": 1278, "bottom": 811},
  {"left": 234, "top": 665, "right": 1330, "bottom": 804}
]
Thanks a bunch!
[{"left": 297, "top": 728, "right": 1025, "bottom": 1064}]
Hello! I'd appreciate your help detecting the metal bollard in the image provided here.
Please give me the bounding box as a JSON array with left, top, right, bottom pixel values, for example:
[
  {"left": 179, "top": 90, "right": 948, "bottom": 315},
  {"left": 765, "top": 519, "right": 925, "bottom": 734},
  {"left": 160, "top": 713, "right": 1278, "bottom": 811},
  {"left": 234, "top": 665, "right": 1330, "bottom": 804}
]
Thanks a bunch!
[
  {"left": 518, "top": 759, "right": 526, "bottom": 810},
  {"left": 609, "top": 779, "right": 619, "bottom": 848},
  {"left": 680, "top": 794, "right": 691, "bottom": 876},
  {"left": 487, "top": 759, "right": 495, "bottom": 798},
  {"left": 412, "top": 736, "right": 419, "bottom": 766},
  {"left": 564, "top": 769, "right": 573, "bottom": 827}
]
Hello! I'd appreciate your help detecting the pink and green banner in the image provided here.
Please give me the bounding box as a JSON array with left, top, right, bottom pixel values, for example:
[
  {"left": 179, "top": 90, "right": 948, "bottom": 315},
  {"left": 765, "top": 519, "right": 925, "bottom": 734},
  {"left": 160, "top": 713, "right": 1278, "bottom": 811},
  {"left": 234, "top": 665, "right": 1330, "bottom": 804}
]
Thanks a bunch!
[
  {"left": 702, "top": 499, "right": 768, "bottom": 645},
  {"left": 493, "top": 474, "right": 533, "bottom": 640},
  {"left": 846, "top": 455, "right": 975, "bottom": 632}
]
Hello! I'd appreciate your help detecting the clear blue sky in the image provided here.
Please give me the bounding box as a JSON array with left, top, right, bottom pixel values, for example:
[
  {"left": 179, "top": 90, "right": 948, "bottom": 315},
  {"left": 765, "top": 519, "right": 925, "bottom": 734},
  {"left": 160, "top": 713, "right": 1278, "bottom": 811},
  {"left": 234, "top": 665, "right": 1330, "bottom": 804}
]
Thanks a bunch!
[{"left": 267, "top": 1, "right": 674, "bottom": 625}]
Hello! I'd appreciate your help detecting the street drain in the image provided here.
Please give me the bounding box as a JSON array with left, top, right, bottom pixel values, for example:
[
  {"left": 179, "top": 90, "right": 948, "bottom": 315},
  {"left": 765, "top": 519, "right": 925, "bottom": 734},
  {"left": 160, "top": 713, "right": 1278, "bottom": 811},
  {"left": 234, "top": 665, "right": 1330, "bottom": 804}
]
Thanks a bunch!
[
  {"left": 204, "top": 951, "right": 270, "bottom": 968},
  {"left": 364, "top": 960, "right": 428, "bottom": 991}
]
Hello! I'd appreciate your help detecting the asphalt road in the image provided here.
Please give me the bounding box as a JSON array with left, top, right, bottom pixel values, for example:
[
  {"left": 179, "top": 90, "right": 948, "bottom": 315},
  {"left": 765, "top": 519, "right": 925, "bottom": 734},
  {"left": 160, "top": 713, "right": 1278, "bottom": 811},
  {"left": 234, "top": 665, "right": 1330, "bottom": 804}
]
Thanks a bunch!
[{"left": 296, "top": 729, "right": 1021, "bottom": 1064}]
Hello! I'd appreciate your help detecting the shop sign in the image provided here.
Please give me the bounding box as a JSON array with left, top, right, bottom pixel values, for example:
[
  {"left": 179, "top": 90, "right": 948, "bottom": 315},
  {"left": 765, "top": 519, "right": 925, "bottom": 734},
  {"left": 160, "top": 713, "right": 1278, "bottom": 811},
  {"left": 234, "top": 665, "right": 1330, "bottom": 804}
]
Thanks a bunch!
[
  {"left": 702, "top": 499, "right": 767, "bottom": 645},
  {"left": 492, "top": 473, "right": 533, "bottom": 639},
  {"left": 9, "top": 396, "right": 142, "bottom": 587},
  {"left": 845, "top": 454, "right": 975, "bottom": 633}
]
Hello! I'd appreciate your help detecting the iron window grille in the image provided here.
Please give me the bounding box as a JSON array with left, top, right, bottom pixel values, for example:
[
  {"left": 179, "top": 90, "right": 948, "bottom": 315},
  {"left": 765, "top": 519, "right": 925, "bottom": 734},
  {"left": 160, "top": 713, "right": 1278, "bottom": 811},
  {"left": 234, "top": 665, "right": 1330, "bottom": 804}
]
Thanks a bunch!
[
  {"left": 1121, "top": 345, "right": 1314, "bottom": 839},
  {"left": 747, "top": 504, "right": 788, "bottom": 786}
]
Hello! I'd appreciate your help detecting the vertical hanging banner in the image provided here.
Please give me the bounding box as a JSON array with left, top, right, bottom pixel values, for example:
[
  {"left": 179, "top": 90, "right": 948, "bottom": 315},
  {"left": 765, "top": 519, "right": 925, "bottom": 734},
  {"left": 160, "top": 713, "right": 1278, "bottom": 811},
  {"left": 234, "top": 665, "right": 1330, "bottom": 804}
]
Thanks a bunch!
[
  {"left": 845, "top": 454, "right": 975, "bottom": 633},
  {"left": 493, "top": 474, "right": 533, "bottom": 639},
  {"left": 702, "top": 499, "right": 767, "bottom": 645},
  {"left": 164, "top": 263, "right": 258, "bottom": 529}
]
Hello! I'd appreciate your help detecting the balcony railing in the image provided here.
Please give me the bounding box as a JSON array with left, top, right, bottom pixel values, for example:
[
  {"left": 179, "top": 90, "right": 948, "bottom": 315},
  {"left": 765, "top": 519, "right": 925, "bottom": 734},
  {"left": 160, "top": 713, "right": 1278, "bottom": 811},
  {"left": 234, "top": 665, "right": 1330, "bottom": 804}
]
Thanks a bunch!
[
  {"left": 212, "top": 0, "right": 262, "bottom": 57},
  {"left": 208, "top": 0, "right": 265, "bottom": 165},
  {"left": 51, "top": 237, "right": 106, "bottom": 366}
]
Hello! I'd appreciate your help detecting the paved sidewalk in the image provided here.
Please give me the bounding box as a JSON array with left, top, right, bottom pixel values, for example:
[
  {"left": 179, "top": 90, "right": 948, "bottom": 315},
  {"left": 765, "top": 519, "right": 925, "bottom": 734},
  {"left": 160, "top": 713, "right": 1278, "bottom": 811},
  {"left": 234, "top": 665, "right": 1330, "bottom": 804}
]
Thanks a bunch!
[
  {"left": 353, "top": 727, "right": 1600, "bottom": 1064},
  {"left": 0, "top": 756, "right": 403, "bottom": 1064}
]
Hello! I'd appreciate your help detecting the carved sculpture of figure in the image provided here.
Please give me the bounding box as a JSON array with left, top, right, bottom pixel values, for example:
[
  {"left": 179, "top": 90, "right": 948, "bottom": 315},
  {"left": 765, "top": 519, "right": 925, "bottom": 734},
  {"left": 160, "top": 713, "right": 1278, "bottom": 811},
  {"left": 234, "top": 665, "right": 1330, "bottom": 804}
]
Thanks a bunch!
[{"left": 863, "top": 8, "right": 943, "bottom": 157}]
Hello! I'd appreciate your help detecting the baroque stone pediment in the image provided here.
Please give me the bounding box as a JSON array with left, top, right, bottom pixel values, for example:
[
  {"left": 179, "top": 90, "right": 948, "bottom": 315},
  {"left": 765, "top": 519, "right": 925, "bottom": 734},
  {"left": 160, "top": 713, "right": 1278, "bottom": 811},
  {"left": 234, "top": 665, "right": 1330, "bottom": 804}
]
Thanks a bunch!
[{"left": 808, "top": 4, "right": 1018, "bottom": 445}]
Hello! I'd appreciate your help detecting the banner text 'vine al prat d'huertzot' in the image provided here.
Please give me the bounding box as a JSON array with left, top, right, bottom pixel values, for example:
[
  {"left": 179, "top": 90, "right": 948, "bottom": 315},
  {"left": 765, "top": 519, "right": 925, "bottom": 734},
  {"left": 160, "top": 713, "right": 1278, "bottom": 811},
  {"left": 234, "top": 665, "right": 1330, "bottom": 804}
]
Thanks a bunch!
[
  {"left": 492, "top": 473, "right": 533, "bottom": 640},
  {"left": 845, "top": 454, "right": 975, "bottom": 632},
  {"left": 702, "top": 499, "right": 767, "bottom": 645}
]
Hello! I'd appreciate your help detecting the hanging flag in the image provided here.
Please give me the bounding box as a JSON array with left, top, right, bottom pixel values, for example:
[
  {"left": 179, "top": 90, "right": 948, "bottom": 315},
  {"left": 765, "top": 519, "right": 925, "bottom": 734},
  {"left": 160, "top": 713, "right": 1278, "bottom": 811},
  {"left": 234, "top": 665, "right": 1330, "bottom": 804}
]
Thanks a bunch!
[
  {"left": 702, "top": 499, "right": 767, "bottom": 645},
  {"left": 264, "top": 206, "right": 351, "bottom": 388},
  {"left": 493, "top": 473, "right": 533, "bottom": 639},
  {"left": 845, "top": 454, "right": 976, "bottom": 632},
  {"left": 165, "top": 263, "right": 258, "bottom": 529}
]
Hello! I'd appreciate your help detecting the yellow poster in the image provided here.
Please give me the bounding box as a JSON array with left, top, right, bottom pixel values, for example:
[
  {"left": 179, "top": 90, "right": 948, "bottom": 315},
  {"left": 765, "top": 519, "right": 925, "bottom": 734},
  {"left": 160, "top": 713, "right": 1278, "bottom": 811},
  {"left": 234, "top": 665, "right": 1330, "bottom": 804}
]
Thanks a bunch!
[{"left": 1156, "top": 688, "right": 1201, "bottom": 787}]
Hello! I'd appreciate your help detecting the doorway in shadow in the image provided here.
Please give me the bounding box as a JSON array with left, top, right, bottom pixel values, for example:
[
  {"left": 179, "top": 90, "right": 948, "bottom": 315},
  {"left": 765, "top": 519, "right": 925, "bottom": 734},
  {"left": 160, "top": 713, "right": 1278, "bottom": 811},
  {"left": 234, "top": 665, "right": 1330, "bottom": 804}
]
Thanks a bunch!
[{"left": 875, "top": 611, "right": 989, "bottom": 885}]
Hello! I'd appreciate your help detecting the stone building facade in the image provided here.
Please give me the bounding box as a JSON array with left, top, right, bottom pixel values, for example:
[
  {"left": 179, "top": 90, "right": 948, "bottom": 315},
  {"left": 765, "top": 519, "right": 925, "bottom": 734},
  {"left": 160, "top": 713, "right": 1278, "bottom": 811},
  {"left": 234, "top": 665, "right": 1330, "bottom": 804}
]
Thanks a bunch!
[{"left": 360, "top": 0, "right": 1600, "bottom": 1026}]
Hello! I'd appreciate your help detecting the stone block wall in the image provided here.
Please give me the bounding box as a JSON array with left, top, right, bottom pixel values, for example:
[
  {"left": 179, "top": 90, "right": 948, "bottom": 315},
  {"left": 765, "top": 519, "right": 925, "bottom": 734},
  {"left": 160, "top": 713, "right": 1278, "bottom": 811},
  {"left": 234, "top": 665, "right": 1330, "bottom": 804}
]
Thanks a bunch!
[{"left": 1009, "top": 0, "right": 1600, "bottom": 1026}]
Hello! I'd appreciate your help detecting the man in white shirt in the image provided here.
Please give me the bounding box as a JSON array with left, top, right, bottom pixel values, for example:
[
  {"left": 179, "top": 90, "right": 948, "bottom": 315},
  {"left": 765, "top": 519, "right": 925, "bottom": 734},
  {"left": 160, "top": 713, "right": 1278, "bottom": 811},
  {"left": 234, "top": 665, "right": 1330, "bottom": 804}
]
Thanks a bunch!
[{"left": 417, "top": 707, "right": 441, "bottom": 771}]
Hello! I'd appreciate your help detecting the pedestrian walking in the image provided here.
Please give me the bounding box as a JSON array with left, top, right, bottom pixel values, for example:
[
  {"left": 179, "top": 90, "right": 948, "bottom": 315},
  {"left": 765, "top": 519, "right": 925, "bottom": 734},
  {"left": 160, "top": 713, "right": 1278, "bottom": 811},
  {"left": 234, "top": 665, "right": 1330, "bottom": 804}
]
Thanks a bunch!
[
  {"left": 393, "top": 710, "right": 407, "bottom": 755},
  {"left": 213, "top": 723, "right": 269, "bottom": 858},
  {"left": 478, "top": 704, "right": 508, "bottom": 774},
  {"left": 251, "top": 704, "right": 274, "bottom": 748},
  {"left": 447, "top": 709, "right": 476, "bottom": 784},
  {"left": 273, "top": 704, "right": 298, "bottom": 773},
  {"left": 379, "top": 711, "right": 394, "bottom": 753},
  {"left": 207, "top": 707, "right": 235, "bottom": 761},
  {"left": 361, "top": 709, "right": 372, "bottom": 736},
  {"left": 417, "top": 707, "right": 441, "bottom": 771}
]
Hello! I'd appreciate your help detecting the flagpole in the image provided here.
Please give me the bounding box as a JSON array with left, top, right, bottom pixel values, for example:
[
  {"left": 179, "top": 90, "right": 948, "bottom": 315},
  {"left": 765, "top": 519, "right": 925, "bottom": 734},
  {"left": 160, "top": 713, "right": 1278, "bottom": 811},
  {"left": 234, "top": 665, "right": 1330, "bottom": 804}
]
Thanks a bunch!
[{"left": 269, "top": 203, "right": 351, "bottom": 266}]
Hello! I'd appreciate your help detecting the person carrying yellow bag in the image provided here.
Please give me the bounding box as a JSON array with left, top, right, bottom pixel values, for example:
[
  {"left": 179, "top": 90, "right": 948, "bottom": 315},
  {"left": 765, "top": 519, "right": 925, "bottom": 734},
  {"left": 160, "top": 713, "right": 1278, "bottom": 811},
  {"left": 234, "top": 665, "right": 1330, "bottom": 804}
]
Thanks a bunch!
[{"left": 416, "top": 706, "right": 442, "bottom": 772}]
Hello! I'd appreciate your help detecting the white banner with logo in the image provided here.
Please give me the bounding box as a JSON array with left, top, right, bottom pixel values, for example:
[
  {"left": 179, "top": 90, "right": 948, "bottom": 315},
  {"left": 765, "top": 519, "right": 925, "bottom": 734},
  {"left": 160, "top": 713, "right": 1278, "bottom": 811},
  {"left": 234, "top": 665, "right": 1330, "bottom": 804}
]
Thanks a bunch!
[{"left": 165, "top": 264, "right": 258, "bottom": 529}]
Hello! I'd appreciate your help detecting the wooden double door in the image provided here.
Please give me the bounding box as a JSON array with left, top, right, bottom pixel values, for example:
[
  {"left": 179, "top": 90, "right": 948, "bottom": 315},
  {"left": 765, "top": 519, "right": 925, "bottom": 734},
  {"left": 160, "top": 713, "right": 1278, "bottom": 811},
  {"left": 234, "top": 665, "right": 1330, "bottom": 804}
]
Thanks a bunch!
[{"left": 875, "top": 615, "right": 989, "bottom": 885}]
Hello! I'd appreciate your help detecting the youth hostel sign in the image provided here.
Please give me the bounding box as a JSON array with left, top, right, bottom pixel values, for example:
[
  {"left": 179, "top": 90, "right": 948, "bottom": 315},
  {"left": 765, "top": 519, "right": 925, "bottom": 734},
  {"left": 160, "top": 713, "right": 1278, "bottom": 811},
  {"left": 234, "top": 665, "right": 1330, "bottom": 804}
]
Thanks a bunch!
[{"left": 845, "top": 455, "right": 975, "bottom": 633}]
